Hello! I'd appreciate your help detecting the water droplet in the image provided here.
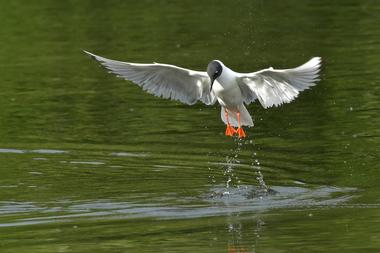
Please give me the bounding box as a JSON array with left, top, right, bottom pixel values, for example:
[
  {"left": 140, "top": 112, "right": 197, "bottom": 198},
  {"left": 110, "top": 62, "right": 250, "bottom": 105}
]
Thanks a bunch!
[{"left": 222, "top": 191, "right": 230, "bottom": 196}]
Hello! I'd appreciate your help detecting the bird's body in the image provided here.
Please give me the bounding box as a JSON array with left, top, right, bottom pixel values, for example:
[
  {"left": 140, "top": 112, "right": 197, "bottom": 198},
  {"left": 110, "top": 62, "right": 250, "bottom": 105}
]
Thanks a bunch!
[
  {"left": 213, "top": 61, "right": 243, "bottom": 108},
  {"left": 84, "top": 51, "right": 321, "bottom": 138}
]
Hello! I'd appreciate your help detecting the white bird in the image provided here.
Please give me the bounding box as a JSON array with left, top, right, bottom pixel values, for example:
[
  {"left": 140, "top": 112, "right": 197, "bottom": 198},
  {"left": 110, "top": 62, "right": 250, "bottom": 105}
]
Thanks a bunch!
[{"left": 84, "top": 51, "right": 321, "bottom": 138}]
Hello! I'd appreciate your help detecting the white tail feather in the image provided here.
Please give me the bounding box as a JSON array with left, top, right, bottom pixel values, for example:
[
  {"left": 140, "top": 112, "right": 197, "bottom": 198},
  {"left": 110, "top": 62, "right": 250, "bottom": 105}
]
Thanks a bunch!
[{"left": 221, "top": 105, "right": 254, "bottom": 127}]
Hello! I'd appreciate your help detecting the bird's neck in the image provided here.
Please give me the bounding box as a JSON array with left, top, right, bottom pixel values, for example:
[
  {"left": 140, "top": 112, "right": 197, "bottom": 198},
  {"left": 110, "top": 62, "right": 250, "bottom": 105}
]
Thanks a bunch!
[{"left": 217, "top": 65, "right": 236, "bottom": 88}]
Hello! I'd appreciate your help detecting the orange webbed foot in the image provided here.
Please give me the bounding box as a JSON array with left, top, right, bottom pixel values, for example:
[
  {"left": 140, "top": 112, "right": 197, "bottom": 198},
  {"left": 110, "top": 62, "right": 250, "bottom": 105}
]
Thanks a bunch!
[
  {"left": 225, "top": 125, "right": 237, "bottom": 137},
  {"left": 237, "top": 127, "right": 246, "bottom": 138}
]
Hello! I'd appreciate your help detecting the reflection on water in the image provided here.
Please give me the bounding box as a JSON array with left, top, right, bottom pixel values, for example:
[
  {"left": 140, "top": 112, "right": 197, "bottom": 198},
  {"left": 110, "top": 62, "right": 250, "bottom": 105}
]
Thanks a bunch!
[{"left": 227, "top": 217, "right": 265, "bottom": 253}]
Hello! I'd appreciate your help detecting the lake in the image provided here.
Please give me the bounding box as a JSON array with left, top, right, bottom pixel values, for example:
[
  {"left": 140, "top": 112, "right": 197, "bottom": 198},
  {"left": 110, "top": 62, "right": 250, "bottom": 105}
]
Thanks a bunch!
[{"left": 0, "top": 0, "right": 380, "bottom": 252}]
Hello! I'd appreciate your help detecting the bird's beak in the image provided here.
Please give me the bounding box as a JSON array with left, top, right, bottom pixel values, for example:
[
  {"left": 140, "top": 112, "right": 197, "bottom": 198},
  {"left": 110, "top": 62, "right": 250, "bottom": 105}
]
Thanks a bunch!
[{"left": 210, "top": 78, "right": 215, "bottom": 92}]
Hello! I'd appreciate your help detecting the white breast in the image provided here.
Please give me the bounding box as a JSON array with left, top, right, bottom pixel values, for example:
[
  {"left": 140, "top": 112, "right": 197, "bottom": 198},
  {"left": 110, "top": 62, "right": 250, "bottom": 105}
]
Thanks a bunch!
[{"left": 212, "top": 65, "right": 244, "bottom": 108}]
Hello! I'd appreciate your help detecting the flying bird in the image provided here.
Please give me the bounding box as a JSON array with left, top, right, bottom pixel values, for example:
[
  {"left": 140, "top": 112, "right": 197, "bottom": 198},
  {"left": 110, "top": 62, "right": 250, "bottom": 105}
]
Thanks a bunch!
[{"left": 84, "top": 51, "right": 321, "bottom": 138}]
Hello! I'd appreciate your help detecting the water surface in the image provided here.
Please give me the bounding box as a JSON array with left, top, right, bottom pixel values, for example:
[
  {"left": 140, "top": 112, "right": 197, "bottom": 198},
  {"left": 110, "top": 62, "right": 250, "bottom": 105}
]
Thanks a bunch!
[{"left": 1, "top": 1, "right": 380, "bottom": 252}]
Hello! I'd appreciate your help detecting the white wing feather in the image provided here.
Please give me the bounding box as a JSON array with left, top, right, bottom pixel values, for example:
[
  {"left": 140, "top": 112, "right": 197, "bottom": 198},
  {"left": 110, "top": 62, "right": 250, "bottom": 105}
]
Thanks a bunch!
[
  {"left": 237, "top": 57, "right": 321, "bottom": 108},
  {"left": 84, "top": 51, "right": 216, "bottom": 105}
]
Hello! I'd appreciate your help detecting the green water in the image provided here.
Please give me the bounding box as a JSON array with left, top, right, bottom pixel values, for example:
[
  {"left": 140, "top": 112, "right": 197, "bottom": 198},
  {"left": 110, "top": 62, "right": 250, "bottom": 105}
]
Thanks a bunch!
[{"left": 1, "top": 0, "right": 380, "bottom": 252}]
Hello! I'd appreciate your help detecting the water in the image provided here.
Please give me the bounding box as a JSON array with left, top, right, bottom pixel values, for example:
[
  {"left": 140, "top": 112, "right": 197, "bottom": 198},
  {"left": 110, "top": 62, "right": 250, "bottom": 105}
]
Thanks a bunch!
[{"left": 1, "top": 0, "right": 380, "bottom": 252}]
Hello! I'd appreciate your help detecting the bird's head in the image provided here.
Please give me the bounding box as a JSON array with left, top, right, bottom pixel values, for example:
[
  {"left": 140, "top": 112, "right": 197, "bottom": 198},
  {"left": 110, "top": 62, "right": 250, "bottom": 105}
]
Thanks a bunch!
[{"left": 207, "top": 60, "right": 223, "bottom": 91}]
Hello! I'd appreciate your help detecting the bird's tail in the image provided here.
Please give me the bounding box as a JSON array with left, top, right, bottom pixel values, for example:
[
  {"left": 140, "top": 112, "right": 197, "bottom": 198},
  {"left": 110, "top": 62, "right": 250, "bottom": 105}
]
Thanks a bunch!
[{"left": 221, "top": 104, "right": 254, "bottom": 127}]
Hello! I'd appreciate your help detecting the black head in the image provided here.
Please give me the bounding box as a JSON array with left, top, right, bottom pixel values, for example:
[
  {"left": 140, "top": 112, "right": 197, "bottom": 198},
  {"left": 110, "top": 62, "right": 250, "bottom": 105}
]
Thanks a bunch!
[{"left": 207, "top": 60, "right": 223, "bottom": 90}]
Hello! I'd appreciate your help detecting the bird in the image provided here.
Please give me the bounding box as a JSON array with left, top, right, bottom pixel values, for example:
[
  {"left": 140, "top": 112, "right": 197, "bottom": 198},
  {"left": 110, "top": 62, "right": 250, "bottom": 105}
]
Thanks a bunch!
[{"left": 84, "top": 50, "right": 321, "bottom": 138}]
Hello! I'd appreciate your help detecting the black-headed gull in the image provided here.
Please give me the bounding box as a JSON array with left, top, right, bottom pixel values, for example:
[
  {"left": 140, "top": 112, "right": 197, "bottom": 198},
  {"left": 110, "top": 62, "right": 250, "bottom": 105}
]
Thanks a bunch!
[{"left": 84, "top": 51, "right": 321, "bottom": 138}]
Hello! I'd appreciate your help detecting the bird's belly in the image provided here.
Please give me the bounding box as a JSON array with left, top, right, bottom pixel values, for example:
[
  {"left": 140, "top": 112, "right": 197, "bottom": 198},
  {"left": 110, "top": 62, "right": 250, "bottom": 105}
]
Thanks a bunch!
[{"left": 215, "top": 86, "right": 243, "bottom": 109}]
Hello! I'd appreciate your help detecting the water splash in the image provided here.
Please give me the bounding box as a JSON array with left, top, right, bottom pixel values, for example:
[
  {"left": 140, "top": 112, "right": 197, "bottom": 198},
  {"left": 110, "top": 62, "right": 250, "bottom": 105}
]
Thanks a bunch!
[
  {"left": 223, "top": 139, "right": 244, "bottom": 193},
  {"left": 251, "top": 144, "right": 273, "bottom": 198},
  {"left": 213, "top": 138, "right": 273, "bottom": 198}
]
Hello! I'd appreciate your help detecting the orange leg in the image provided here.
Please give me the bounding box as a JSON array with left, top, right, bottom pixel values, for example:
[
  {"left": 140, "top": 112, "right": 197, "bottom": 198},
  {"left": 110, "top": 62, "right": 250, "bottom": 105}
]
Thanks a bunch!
[
  {"left": 236, "top": 112, "right": 246, "bottom": 138},
  {"left": 225, "top": 109, "right": 237, "bottom": 137}
]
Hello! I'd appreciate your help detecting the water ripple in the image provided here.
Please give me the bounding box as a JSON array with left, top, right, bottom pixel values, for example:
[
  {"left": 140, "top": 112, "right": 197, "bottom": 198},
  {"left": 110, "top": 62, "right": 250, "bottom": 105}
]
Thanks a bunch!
[
  {"left": 0, "top": 185, "right": 358, "bottom": 227},
  {"left": 0, "top": 148, "right": 67, "bottom": 154}
]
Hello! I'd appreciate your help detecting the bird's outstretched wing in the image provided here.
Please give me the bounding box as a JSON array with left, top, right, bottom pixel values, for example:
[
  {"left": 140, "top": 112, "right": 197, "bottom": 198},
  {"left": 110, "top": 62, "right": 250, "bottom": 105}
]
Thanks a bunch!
[
  {"left": 236, "top": 57, "right": 321, "bottom": 108},
  {"left": 84, "top": 51, "right": 216, "bottom": 105}
]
